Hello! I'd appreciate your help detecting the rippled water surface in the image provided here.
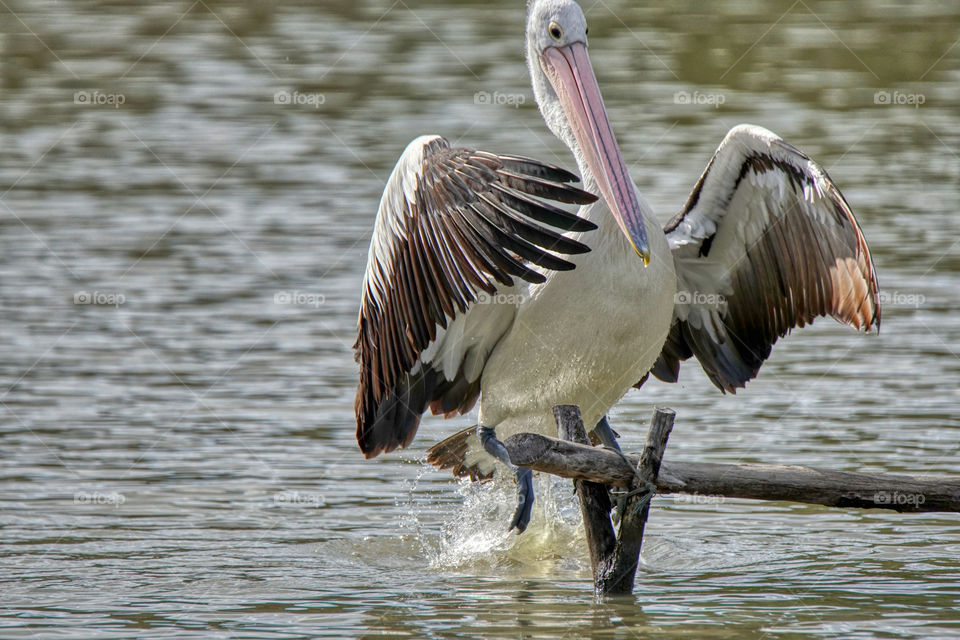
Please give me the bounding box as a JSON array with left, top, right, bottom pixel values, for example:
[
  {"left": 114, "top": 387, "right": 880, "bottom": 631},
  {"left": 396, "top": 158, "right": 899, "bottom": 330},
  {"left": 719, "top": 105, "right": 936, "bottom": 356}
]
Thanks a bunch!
[{"left": 2, "top": 0, "right": 959, "bottom": 638}]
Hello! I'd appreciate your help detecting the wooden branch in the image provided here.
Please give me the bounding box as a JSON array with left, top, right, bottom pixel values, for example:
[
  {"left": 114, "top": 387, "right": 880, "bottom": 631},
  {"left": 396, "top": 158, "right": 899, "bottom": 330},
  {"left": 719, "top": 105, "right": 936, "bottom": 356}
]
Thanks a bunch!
[{"left": 503, "top": 432, "right": 960, "bottom": 513}]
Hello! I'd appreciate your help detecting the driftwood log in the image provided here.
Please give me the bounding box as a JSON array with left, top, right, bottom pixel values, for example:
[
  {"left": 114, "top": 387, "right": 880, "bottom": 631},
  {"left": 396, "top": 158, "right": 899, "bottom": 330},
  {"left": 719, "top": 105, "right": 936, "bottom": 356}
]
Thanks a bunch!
[
  {"left": 501, "top": 405, "right": 960, "bottom": 596},
  {"left": 503, "top": 430, "right": 960, "bottom": 513}
]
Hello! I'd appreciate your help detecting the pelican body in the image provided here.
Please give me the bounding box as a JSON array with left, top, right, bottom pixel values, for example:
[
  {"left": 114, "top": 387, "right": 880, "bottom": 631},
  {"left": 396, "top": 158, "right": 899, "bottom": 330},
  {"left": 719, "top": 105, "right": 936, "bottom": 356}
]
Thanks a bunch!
[
  {"left": 479, "top": 202, "right": 673, "bottom": 442},
  {"left": 353, "top": 0, "right": 879, "bottom": 532}
]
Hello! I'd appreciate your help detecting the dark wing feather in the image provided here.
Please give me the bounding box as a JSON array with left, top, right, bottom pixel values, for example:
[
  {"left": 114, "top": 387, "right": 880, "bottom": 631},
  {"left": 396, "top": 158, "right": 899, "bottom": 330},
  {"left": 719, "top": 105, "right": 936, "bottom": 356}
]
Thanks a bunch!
[
  {"left": 355, "top": 136, "right": 598, "bottom": 457},
  {"left": 654, "top": 124, "right": 879, "bottom": 392}
]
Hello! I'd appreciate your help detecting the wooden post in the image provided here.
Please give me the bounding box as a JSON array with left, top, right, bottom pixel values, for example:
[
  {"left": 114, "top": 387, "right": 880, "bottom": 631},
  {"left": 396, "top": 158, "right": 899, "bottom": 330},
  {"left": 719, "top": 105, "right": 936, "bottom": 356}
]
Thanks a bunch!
[
  {"left": 552, "top": 405, "right": 675, "bottom": 596},
  {"left": 553, "top": 405, "right": 616, "bottom": 581},
  {"left": 601, "top": 407, "right": 674, "bottom": 594}
]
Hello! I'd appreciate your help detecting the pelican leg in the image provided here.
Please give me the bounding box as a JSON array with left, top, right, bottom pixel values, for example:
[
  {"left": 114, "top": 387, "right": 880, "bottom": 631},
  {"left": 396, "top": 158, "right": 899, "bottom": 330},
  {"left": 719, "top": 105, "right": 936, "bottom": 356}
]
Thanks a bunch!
[
  {"left": 592, "top": 415, "right": 621, "bottom": 452},
  {"left": 592, "top": 415, "right": 628, "bottom": 523},
  {"left": 478, "top": 425, "right": 534, "bottom": 533}
]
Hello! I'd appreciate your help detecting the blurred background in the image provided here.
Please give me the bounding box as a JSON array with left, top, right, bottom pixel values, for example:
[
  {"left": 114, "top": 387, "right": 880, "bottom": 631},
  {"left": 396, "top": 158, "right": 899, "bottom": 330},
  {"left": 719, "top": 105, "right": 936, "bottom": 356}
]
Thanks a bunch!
[{"left": 1, "top": 0, "right": 958, "bottom": 637}]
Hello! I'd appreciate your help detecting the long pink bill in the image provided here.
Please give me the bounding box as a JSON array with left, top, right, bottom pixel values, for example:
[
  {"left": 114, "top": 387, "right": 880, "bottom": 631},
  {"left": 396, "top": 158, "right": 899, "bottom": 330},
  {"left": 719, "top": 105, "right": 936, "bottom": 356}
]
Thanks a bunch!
[{"left": 541, "top": 42, "right": 650, "bottom": 265}]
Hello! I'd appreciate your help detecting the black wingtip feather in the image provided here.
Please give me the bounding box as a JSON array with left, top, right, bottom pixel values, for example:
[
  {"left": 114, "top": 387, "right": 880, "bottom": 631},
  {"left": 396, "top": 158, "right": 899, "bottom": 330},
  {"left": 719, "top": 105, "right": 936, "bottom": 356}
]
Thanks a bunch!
[
  {"left": 495, "top": 154, "right": 582, "bottom": 184},
  {"left": 497, "top": 169, "right": 598, "bottom": 205},
  {"left": 491, "top": 184, "right": 597, "bottom": 233},
  {"left": 473, "top": 197, "right": 590, "bottom": 257}
]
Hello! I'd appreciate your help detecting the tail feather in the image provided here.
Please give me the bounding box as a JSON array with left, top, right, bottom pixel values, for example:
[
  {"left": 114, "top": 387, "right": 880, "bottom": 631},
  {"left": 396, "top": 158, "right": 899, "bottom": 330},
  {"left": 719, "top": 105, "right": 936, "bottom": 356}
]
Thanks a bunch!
[{"left": 425, "top": 425, "right": 493, "bottom": 482}]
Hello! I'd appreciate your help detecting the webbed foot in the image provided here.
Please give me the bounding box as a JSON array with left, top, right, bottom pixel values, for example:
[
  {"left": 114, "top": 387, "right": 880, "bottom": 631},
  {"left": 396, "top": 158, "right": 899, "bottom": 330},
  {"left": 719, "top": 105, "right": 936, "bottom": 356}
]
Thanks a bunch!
[{"left": 479, "top": 425, "right": 536, "bottom": 533}]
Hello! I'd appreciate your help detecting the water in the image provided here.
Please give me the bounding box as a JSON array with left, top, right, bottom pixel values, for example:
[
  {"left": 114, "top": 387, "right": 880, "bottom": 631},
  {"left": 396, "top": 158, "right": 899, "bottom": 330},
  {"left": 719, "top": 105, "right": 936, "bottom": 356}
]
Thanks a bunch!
[{"left": 1, "top": 0, "right": 959, "bottom": 637}]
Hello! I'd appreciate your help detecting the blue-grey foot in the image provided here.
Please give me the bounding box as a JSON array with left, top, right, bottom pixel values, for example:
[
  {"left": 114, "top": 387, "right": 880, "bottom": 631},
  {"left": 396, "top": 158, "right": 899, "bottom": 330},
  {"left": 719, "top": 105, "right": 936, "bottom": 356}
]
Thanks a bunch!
[
  {"left": 479, "top": 425, "right": 536, "bottom": 533},
  {"left": 593, "top": 415, "right": 621, "bottom": 452},
  {"left": 510, "top": 467, "right": 534, "bottom": 532}
]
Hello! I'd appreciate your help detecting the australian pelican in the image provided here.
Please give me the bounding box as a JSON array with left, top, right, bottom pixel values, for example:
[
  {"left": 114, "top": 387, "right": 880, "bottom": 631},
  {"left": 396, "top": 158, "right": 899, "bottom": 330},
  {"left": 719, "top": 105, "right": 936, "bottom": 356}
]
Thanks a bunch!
[{"left": 353, "top": 0, "right": 879, "bottom": 532}]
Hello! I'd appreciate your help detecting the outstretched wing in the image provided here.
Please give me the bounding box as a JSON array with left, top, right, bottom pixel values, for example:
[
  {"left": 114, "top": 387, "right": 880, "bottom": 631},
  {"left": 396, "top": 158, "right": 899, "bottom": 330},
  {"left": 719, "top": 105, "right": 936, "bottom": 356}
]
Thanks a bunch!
[
  {"left": 652, "top": 124, "right": 880, "bottom": 392},
  {"left": 355, "top": 135, "right": 597, "bottom": 457}
]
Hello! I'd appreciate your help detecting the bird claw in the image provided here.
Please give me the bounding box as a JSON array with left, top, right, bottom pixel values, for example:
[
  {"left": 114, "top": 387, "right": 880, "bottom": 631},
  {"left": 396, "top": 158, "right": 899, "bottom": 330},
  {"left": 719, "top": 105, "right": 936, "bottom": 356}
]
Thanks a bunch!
[
  {"left": 509, "top": 467, "right": 535, "bottom": 533},
  {"left": 611, "top": 480, "right": 657, "bottom": 522},
  {"left": 600, "top": 433, "right": 656, "bottom": 522}
]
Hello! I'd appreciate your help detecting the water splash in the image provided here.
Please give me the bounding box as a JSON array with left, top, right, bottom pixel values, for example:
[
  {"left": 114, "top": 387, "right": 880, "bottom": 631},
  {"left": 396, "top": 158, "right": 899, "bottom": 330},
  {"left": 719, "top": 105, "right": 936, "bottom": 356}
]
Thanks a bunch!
[{"left": 399, "top": 468, "right": 589, "bottom": 576}]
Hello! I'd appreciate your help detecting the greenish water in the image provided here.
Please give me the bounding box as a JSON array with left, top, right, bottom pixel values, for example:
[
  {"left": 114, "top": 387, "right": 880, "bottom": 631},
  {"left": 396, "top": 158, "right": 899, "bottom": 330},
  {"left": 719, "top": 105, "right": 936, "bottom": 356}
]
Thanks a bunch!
[{"left": 1, "top": 0, "right": 959, "bottom": 638}]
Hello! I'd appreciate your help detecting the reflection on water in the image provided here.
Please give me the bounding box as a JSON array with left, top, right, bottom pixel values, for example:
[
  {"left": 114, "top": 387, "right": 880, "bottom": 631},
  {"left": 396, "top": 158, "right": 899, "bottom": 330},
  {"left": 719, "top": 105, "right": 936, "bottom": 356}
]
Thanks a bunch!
[{"left": 1, "top": 0, "right": 959, "bottom": 637}]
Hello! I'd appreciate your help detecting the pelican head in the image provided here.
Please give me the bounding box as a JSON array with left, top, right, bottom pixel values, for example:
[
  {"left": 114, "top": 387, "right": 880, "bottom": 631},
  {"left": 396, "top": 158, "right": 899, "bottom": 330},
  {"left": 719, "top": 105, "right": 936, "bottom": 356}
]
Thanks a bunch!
[{"left": 526, "top": 0, "right": 649, "bottom": 264}]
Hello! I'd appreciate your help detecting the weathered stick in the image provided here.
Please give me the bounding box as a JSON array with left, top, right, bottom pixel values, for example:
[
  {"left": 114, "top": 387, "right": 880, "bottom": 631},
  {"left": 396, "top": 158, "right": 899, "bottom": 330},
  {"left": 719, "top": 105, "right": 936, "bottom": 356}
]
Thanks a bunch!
[
  {"left": 553, "top": 405, "right": 676, "bottom": 596},
  {"left": 503, "top": 432, "right": 960, "bottom": 513},
  {"left": 601, "top": 407, "right": 674, "bottom": 594},
  {"left": 553, "top": 405, "right": 616, "bottom": 579}
]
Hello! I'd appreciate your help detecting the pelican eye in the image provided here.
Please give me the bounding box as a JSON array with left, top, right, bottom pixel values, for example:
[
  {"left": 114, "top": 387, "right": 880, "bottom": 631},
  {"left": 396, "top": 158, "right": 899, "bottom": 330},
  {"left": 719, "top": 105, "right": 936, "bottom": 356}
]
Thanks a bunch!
[{"left": 548, "top": 22, "right": 563, "bottom": 41}]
